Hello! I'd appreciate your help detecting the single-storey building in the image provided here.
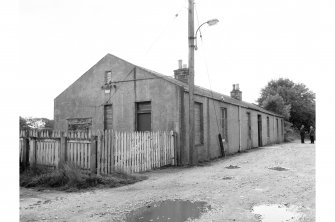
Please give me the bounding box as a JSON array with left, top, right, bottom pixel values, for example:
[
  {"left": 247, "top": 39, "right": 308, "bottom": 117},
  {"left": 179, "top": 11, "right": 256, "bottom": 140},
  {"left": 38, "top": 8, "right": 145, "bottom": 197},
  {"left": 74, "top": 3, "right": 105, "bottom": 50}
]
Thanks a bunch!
[{"left": 54, "top": 53, "right": 284, "bottom": 165}]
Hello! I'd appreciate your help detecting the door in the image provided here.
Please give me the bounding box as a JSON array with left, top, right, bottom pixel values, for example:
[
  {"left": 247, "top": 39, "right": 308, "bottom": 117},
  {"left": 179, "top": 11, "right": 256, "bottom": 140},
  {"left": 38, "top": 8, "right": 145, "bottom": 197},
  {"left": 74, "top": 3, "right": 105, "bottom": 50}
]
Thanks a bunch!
[
  {"left": 247, "top": 112, "right": 252, "bottom": 149},
  {"left": 258, "top": 114, "right": 262, "bottom": 147}
]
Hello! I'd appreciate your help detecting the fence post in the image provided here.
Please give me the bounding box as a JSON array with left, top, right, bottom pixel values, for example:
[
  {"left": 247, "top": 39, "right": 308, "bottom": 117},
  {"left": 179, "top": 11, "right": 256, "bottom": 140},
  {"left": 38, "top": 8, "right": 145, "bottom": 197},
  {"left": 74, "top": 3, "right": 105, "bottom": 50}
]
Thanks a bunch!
[
  {"left": 29, "top": 138, "right": 37, "bottom": 168},
  {"left": 90, "top": 136, "right": 97, "bottom": 174},
  {"left": 59, "top": 132, "right": 67, "bottom": 168},
  {"left": 171, "top": 131, "right": 177, "bottom": 166},
  {"left": 21, "top": 137, "right": 30, "bottom": 170}
]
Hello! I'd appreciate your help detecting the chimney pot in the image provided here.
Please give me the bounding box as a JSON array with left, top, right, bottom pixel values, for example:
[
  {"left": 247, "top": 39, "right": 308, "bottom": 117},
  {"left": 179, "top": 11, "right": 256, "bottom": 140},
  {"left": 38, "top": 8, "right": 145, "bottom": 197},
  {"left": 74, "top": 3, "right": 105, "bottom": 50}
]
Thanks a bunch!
[
  {"left": 178, "top": 60, "right": 182, "bottom": 69},
  {"left": 231, "top": 83, "right": 242, "bottom": 101},
  {"left": 173, "top": 63, "right": 189, "bottom": 84}
]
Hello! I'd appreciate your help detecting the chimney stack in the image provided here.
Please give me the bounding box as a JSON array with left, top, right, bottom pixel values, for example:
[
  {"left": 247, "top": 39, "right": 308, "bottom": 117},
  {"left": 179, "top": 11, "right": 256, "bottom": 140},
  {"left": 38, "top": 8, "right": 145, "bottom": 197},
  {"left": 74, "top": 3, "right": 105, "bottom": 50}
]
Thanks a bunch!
[
  {"left": 174, "top": 60, "right": 189, "bottom": 84},
  {"left": 230, "top": 84, "right": 242, "bottom": 101},
  {"left": 178, "top": 59, "right": 182, "bottom": 69}
]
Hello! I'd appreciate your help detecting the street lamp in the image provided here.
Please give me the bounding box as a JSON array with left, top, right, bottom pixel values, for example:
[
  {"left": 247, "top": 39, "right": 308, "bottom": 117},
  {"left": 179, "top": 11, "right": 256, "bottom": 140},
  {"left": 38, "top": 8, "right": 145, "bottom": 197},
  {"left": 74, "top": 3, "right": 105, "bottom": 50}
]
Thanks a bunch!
[
  {"left": 188, "top": 0, "right": 219, "bottom": 166},
  {"left": 195, "top": 19, "right": 219, "bottom": 50}
]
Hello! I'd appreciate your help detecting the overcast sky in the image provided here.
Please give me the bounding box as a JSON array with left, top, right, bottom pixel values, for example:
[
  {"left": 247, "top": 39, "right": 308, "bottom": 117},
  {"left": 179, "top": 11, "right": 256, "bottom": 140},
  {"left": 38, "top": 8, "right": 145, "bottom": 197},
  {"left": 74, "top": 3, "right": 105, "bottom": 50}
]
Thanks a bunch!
[
  {"left": 12, "top": 0, "right": 334, "bottom": 120},
  {"left": 1, "top": 1, "right": 335, "bottom": 219}
]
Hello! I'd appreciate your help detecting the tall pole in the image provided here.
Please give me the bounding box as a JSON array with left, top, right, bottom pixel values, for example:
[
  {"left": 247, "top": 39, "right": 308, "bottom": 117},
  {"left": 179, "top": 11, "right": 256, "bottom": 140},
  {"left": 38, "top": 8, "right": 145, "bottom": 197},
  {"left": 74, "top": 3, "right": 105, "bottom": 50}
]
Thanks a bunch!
[{"left": 188, "top": 0, "right": 197, "bottom": 165}]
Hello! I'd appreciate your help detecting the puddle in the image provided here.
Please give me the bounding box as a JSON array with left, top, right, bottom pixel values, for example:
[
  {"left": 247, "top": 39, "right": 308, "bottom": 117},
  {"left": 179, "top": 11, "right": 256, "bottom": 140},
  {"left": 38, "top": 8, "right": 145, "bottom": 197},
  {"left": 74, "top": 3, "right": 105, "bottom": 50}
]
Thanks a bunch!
[
  {"left": 225, "top": 165, "right": 240, "bottom": 169},
  {"left": 269, "top": 167, "right": 288, "bottom": 171},
  {"left": 125, "top": 199, "right": 211, "bottom": 222},
  {"left": 222, "top": 176, "right": 233, "bottom": 180},
  {"left": 252, "top": 204, "right": 303, "bottom": 222}
]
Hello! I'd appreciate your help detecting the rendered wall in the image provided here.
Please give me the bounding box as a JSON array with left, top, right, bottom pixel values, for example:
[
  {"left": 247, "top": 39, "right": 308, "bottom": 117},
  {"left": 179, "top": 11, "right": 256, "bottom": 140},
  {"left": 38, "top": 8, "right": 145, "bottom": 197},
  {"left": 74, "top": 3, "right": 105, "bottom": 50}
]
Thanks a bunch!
[{"left": 54, "top": 54, "right": 180, "bottom": 135}]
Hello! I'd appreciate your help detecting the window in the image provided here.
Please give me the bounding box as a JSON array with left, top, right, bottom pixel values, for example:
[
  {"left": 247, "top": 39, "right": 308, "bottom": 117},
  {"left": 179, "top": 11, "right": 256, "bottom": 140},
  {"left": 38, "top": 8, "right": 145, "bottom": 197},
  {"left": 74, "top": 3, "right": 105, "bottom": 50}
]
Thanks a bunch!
[
  {"left": 104, "top": 105, "right": 113, "bottom": 130},
  {"left": 68, "top": 118, "right": 92, "bottom": 131},
  {"left": 220, "top": 108, "right": 228, "bottom": 141},
  {"left": 136, "top": 102, "right": 151, "bottom": 131},
  {"left": 194, "top": 102, "right": 204, "bottom": 145},
  {"left": 105, "top": 70, "right": 112, "bottom": 84},
  {"left": 267, "top": 116, "right": 270, "bottom": 138}
]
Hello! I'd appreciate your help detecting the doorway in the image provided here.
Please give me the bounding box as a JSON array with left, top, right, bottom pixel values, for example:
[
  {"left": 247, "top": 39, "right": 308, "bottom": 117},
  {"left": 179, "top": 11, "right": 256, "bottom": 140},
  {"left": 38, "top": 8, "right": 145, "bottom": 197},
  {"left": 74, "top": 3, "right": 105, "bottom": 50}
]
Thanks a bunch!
[
  {"left": 247, "top": 112, "right": 252, "bottom": 149},
  {"left": 258, "top": 115, "right": 262, "bottom": 147}
]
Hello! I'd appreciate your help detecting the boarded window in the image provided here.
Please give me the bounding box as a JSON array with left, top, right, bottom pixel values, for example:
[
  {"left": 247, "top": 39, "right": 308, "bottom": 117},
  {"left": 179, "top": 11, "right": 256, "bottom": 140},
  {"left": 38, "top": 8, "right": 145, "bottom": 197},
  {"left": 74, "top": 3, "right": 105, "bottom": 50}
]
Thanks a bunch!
[
  {"left": 220, "top": 108, "right": 228, "bottom": 141},
  {"left": 267, "top": 116, "right": 270, "bottom": 138},
  {"left": 104, "top": 104, "right": 113, "bottom": 130},
  {"left": 194, "top": 102, "right": 204, "bottom": 145},
  {"left": 105, "top": 70, "right": 112, "bottom": 84},
  {"left": 68, "top": 118, "right": 92, "bottom": 131},
  {"left": 136, "top": 102, "right": 151, "bottom": 131}
]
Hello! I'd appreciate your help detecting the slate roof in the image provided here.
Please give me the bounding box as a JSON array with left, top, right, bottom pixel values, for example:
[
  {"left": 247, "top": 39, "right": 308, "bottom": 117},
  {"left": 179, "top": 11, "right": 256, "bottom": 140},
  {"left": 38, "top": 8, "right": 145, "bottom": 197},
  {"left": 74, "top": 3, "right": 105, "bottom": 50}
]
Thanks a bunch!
[
  {"left": 137, "top": 66, "right": 284, "bottom": 118},
  {"left": 102, "top": 53, "right": 283, "bottom": 118}
]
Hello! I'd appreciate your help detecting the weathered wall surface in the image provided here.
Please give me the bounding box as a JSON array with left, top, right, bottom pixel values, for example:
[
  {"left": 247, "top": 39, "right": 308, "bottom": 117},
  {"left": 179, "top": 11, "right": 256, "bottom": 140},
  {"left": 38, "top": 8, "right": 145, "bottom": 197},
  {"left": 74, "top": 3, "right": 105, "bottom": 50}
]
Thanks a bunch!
[
  {"left": 54, "top": 54, "right": 128, "bottom": 131},
  {"left": 54, "top": 54, "right": 179, "bottom": 135},
  {"left": 54, "top": 53, "right": 284, "bottom": 166},
  {"left": 180, "top": 94, "right": 285, "bottom": 165}
]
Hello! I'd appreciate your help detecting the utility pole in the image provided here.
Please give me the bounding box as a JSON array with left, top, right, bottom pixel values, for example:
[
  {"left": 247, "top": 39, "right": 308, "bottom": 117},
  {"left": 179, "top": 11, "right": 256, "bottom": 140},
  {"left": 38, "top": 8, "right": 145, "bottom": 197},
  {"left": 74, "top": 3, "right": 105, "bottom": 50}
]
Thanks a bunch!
[{"left": 188, "top": 0, "right": 197, "bottom": 165}]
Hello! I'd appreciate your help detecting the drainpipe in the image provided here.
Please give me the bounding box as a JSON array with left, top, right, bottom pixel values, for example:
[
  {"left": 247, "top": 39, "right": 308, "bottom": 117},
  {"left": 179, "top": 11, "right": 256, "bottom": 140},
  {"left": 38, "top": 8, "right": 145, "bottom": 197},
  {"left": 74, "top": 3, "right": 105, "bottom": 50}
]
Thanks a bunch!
[{"left": 238, "top": 106, "right": 241, "bottom": 152}]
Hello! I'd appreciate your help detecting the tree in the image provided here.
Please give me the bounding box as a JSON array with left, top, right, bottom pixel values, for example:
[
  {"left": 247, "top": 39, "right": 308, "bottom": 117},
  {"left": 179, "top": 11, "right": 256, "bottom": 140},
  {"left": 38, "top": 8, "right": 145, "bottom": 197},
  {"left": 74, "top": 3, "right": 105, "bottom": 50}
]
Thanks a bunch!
[
  {"left": 257, "top": 78, "right": 315, "bottom": 128},
  {"left": 19, "top": 117, "right": 54, "bottom": 130},
  {"left": 260, "top": 94, "right": 291, "bottom": 120}
]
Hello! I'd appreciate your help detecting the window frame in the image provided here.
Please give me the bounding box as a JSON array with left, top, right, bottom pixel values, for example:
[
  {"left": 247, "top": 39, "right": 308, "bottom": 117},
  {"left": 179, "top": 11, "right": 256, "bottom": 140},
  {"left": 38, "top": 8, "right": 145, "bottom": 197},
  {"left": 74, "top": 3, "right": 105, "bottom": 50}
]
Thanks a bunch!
[
  {"left": 105, "top": 70, "right": 112, "bottom": 84},
  {"left": 135, "top": 101, "right": 152, "bottom": 132},
  {"left": 194, "top": 102, "right": 204, "bottom": 145}
]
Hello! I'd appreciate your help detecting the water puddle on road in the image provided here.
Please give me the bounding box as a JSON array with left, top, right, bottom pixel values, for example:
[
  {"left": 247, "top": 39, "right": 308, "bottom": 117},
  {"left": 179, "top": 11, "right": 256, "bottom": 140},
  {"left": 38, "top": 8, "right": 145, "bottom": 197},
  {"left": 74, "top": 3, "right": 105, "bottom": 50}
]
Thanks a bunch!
[
  {"left": 222, "top": 176, "right": 233, "bottom": 180},
  {"left": 269, "top": 167, "right": 288, "bottom": 171},
  {"left": 225, "top": 165, "right": 240, "bottom": 169},
  {"left": 125, "top": 200, "right": 211, "bottom": 222},
  {"left": 252, "top": 204, "right": 303, "bottom": 222}
]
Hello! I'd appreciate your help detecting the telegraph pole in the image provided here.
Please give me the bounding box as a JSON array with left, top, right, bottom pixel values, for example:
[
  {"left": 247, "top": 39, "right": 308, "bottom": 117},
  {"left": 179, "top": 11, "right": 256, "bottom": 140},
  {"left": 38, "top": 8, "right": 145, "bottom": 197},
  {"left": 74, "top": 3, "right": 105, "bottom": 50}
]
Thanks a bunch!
[{"left": 188, "top": 0, "right": 197, "bottom": 165}]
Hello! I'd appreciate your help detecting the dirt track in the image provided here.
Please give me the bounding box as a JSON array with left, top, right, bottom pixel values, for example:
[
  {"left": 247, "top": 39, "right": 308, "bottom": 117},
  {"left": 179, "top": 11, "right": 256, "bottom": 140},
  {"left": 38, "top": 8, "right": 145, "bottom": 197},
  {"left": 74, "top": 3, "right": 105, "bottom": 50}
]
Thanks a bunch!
[{"left": 20, "top": 141, "right": 315, "bottom": 222}]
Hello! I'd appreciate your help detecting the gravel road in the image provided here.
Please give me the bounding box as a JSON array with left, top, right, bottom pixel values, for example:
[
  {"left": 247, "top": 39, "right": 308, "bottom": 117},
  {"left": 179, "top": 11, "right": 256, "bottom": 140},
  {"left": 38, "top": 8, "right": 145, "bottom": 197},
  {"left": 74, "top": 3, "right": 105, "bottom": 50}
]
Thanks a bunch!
[{"left": 20, "top": 140, "right": 315, "bottom": 222}]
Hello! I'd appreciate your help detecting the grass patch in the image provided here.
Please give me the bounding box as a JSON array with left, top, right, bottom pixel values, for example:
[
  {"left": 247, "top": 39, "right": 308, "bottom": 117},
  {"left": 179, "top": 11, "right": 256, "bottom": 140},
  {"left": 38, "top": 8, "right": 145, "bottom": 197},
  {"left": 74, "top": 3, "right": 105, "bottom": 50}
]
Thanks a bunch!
[{"left": 20, "top": 162, "right": 147, "bottom": 191}]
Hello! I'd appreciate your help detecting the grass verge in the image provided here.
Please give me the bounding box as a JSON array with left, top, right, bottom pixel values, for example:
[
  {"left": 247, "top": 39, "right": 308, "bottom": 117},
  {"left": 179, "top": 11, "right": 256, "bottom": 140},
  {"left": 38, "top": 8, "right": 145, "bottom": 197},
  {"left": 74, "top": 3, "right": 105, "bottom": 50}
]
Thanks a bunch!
[{"left": 20, "top": 162, "right": 147, "bottom": 191}]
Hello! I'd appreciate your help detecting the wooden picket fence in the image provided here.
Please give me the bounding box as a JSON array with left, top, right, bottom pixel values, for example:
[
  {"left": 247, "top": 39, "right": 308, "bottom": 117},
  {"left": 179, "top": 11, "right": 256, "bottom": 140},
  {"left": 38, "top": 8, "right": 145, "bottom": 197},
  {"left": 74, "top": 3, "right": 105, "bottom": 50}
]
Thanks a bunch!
[
  {"left": 19, "top": 129, "right": 176, "bottom": 174},
  {"left": 97, "top": 130, "right": 175, "bottom": 174}
]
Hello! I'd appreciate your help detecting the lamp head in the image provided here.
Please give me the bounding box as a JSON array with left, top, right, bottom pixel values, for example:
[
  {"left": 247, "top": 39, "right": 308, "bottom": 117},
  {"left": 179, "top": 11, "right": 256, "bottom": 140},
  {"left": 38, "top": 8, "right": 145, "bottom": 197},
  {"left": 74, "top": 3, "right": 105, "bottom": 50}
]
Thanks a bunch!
[{"left": 207, "top": 19, "right": 219, "bottom": 26}]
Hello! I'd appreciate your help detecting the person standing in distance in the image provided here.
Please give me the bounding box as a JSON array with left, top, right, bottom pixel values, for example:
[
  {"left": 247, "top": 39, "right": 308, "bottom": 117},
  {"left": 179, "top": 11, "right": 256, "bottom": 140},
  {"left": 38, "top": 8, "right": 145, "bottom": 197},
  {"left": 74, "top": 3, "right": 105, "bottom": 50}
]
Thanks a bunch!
[
  {"left": 309, "top": 126, "right": 315, "bottom": 144},
  {"left": 300, "top": 125, "right": 305, "bottom": 143}
]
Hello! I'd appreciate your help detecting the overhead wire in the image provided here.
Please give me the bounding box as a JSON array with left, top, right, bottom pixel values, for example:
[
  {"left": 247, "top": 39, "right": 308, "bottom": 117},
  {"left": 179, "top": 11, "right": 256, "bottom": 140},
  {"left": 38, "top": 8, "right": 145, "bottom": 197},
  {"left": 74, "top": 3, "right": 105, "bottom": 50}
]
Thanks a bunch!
[
  {"left": 101, "top": 67, "right": 136, "bottom": 106},
  {"left": 194, "top": 2, "right": 221, "bottom": 134},
  {"left": 144, "top": 3, "right": 187, "bottom": 56}
]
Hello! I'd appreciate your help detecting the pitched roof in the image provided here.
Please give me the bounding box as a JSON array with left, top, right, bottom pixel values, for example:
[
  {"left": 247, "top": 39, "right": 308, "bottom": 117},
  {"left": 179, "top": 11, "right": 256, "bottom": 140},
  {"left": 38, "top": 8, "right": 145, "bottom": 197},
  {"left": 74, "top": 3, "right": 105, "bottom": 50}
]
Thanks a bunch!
[
  {"left": 68, "top": 53, "right": 282, "bottom": 118},
  {"left": 137, "top": 66, "right": 284, "bottom": 118}
]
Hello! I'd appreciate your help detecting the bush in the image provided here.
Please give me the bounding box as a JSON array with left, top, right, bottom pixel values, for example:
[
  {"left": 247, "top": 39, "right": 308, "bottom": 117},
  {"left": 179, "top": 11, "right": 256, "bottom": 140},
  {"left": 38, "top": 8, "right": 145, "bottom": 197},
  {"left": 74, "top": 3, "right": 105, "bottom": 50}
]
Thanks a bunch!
[
  {"left": 284, "top": 121, "right": 299, "bottom": 142},
  {"left": 20, "top": 163, "right": 147, "bottom": 191}
]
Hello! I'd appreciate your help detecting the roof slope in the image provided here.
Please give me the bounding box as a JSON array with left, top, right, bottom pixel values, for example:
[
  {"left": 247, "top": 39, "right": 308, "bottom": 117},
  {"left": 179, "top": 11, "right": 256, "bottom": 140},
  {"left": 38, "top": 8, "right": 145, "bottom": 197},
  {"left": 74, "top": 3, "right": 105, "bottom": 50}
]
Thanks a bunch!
[
  {"left": 55, "top": 52, "right": 282, "bottom": 118},
  {"left": 138, "top": 66, "right": 283, "bottom": 118}
]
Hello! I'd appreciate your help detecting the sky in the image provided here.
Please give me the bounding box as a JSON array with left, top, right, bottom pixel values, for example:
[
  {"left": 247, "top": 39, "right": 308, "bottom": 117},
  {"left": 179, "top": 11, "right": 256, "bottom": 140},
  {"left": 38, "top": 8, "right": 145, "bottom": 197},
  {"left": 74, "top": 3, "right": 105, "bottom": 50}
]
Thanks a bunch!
[
  {"left": 1, "top": 1, "right": 335, "bottom": 220},
  {"left": 13, "top": 0, "right": 330, "bottom": 119}
]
